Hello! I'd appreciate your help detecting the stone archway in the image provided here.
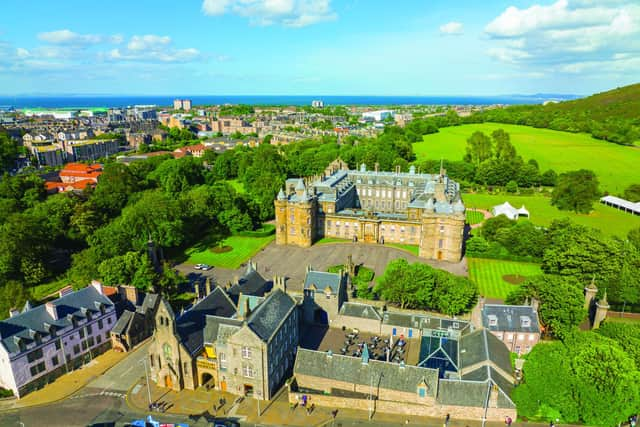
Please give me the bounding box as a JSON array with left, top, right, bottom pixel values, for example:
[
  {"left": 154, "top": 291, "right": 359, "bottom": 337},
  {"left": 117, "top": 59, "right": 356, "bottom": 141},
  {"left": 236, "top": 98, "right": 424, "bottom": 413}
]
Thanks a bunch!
[{"left": 201, "top": 372, "right": 214, "bottom": 388}]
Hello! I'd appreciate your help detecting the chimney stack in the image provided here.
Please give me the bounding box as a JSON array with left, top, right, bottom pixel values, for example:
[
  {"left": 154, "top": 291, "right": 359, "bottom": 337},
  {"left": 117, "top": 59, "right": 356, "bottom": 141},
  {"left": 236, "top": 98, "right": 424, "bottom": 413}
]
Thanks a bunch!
[
  {"left": 45, "top": 302, "right": 59, "bottom": 320},
  {"left": 205, "top": 277, "right": 212, "bottom": 296}
]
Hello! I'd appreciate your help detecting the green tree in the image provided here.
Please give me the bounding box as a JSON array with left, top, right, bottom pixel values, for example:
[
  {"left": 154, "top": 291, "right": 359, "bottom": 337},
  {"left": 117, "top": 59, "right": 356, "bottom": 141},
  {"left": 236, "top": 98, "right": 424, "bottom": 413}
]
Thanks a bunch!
[
  {"left": 540, "top": 169, "right": 558, "bottom": 186},
  {"left": 464, "top": 131, "right": 493, "bottom": 166},
  {"left": 505, "top": 180, "right": 518, "bottom": 193},
  {"left": 551, "top": 169, "right": 599, "bottom": 213},
  {"left": 98, "top": 251, "right": 156, "bottom": 290},
  {"left": 629, "top": 227, "right": 640, "bottom": 250},
  {"left": 623, "top": 183, "right": 640, "bottom": 202},
  {"left": 505, "top": 274, "right": 585, "bottom": 338},
  {"left": 374, "top": 259, "right": 419, "bottom": 309},
  {"left": 0, "top": 131, "right": 18, "bottom": 173}
]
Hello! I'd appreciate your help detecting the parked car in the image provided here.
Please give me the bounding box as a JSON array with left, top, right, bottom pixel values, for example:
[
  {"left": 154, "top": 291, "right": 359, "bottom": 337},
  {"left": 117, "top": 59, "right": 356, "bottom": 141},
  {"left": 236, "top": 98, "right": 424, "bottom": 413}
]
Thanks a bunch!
[
  {"left": 201, "top": 264, "right": 212, "bottom": 271},
  {"left": 194, "top": 264, "right": 205, "bottom": 270}
]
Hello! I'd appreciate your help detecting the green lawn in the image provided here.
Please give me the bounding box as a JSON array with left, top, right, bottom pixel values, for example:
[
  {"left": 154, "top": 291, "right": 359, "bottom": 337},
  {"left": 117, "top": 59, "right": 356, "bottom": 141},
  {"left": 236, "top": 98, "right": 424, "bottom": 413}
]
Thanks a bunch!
[
  {"left": 316, "top": 237, "right": 351, "bottom": 244},
  {"left": 468, "top": 257, "right": 542, "bottom": 300},
  {"left": 466, "top": 210, "right": 485, "bottom": 225},
  {"left": 463, "top": 193, "right": 640, "bottom": 238},
  {"left": 31, "top": 278, "right": 72, "bottom": 302},
  {"left": 386, "top": 243, "right": 420, "bottom": 256},
  {"left": 415, "top": 123, "right": 640, "bottom": 194},
  {"left": 185, "top": 234, "right": 275, "bottom": 269}
]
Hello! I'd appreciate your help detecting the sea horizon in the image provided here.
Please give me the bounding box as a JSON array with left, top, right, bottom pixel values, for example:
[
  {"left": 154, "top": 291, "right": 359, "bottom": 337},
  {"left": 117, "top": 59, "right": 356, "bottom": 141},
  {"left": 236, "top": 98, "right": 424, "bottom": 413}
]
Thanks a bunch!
[{"left": 0, "top": 93, "right": 581, "bottom": 109}]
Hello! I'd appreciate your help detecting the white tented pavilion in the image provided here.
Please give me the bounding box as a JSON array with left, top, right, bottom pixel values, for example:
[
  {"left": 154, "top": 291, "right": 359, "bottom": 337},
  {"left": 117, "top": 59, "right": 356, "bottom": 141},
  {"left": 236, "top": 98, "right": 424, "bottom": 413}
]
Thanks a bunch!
[
  {"left": 600, "top": 196, "right": 640, "bottom": 216},
  {"left": 491, "top": 201, "right": 530, "bottom": 220}
]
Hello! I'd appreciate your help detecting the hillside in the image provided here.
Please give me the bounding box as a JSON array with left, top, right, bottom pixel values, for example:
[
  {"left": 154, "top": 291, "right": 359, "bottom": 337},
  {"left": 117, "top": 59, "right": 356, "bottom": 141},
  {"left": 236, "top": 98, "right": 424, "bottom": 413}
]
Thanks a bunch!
[
  {"left": 414, "top": 123, "right": 640, "bottom": 193},
  {"left": 475, "top": 83, "right": 640, "bottom": 145}
]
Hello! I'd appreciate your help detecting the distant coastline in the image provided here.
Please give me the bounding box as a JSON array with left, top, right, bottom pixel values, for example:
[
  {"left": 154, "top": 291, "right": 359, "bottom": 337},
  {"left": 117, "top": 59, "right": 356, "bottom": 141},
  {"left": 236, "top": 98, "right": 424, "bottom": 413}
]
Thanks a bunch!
[{"left": 0, "top": 94, "right": 580, "bottom": 109}]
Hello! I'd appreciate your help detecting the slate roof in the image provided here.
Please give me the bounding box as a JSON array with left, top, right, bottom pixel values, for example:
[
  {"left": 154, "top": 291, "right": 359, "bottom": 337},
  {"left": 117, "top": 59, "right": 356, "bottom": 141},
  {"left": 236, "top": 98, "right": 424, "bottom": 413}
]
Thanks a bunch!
[
  {"left": 138, "top": 293, "right": 160, "bottom": 315},
  {"left": 339, "top": 302, "right": 382, "bottom": 320},
  {"left": 111, "top": 310, "right": 134, "bottom": 335},
  {"left": 304, "top": 270, "right": 344, "bottom": 294},
  {"left": 294, "top": 348, "right": 439, "bottom": 396},
  {"left": 482, "top": 304, "right": 541, "bottom": 334},
  {"left": 459, "top": 329, "right": 512, "bottom": 376},
  {"left": 228, "top": 264, "right": 270, "bottom": 299},
  {"left": 382, "top": 312, "right": 422, "bottom": 329},
  {"left": 175, "top": 287, "right": 236, "bottom": 355},
  {"left": 440, "top": 365, "right": 516, "bottom": 409},
  {"left": 0, "top": 285, "right": 114, "bottom": 354},
  {"left": 203, "top": 315, "right": 243, "bottom": 345},
  {"left": 237, "top": 295, "right": 265, "bottom": 318},
  {"left": 247, "top": 289, "right": 297, "bottom": 342}
]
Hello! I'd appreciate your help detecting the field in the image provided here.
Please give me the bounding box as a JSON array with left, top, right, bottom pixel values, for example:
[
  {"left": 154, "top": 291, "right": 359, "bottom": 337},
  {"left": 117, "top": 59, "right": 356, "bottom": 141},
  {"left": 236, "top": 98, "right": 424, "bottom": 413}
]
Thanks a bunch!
[
  {"left": 415, "top": 123, "right": 640, "bottom": 193},
  {"left": 462, "top": 193, "right": 640, "bottom": 238},
  {"left": 185, "top": 234, "right": 275, "bottom": 269},
  {"left": 467, "top": 257, "right": 542, "bottom": 300},
  {"left": 465, "top": 210, "right": 485, "bottom": 225}
]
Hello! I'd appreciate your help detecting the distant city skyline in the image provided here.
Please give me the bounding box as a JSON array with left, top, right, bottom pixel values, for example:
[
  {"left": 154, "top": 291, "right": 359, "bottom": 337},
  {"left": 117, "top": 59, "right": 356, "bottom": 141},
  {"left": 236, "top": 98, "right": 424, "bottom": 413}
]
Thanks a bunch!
[{"left": 0, "top": 0, "right": 638, "bottom": 96}]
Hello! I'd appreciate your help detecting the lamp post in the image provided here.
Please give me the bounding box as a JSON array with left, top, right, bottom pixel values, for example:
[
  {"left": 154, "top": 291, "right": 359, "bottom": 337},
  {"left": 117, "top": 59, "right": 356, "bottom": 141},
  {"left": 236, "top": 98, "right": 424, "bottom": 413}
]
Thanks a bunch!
[{"left": 141, "top": 357, "right": 152, "bottom": 409}]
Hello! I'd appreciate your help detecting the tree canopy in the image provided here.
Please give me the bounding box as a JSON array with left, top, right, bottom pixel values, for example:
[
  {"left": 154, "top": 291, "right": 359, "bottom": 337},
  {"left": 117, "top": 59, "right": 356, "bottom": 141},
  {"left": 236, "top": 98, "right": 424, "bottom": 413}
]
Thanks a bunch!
[{"left": 551, "top": 169, "right": 600, "bottom": 213}]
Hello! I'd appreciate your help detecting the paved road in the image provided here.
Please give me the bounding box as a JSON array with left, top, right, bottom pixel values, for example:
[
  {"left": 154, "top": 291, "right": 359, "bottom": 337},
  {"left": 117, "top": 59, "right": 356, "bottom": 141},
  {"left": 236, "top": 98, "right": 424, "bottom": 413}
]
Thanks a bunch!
[
  {"left": 0, "top": 395, "right": 248, "bottom": 427},
  {"left": 84, "top": 341, "right": 151, "bottom": 394}
]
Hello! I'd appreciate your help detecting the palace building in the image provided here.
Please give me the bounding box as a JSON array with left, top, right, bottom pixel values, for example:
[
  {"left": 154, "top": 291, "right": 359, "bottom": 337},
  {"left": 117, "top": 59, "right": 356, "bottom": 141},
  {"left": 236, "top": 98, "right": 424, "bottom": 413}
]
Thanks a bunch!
[{"left": 275, "top": 159, "right": 466, "bottom": 262}]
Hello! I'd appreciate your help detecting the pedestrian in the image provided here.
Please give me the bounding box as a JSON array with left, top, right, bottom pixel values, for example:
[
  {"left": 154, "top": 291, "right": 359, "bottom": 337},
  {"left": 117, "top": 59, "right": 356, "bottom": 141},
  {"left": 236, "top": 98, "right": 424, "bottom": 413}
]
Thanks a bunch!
[
  {"left": 445, "top": 413, "right": 451, "bottom": 427},
  {"left": 631, "top": 415, "right": 637, "bottom": 427},
  {"left": 505, "top": 416, "right": 513, "bottom": 427},
  {"left": 549, "top": 421, "right": 555, "bottom": 427},
  {"left": 332, "top": 409, "right": 338, "bottom": 419}
]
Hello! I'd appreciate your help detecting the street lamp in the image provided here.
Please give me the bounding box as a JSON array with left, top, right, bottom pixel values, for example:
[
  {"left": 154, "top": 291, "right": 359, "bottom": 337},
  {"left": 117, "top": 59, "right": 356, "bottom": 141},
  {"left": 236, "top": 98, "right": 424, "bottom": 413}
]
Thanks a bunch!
[{"left": 140, "top": 357, "right": 152, "bottom": 409}]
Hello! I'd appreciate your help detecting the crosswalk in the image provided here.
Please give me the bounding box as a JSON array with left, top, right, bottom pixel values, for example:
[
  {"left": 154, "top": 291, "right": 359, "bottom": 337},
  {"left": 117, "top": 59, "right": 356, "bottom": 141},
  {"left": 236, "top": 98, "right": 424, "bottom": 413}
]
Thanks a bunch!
[{"left": 70, "top": 390, "right": 126, "bottom": 400}]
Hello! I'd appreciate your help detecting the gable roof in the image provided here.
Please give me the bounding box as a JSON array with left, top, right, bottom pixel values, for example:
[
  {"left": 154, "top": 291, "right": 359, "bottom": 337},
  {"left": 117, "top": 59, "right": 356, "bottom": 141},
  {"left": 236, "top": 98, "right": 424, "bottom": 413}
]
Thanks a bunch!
[
  {"left": 247, "top": 289, "right": 297, "bottom": 342},
  {"left": 294, "top": 348, "right": 439, "bottom": 396},
  {"left": 304, "top": 270, "right": 344, "bottom": 294},
  {"left": 175, "top": 286, "right": 236, "bottom": 355},
  {"left": 339, "top": 302, "right": 382, "bottom": 320},
  {"left": 111, "top": 310, "right": 134, "bottom": 335},
  {"left": 228, "top": 264, "right": 269, "bottom": 298},
  {"left": 482, "top": 304, "right": 541, "bottom": 334},
  {"left": 203, "top": 315, "right": 243, "bottom": 345},
  {"left": 459, "top": 329, "right": 512, "bottom": 377},
  {"left": 0, "top": 285, "right": 113, "bottom": 354}
]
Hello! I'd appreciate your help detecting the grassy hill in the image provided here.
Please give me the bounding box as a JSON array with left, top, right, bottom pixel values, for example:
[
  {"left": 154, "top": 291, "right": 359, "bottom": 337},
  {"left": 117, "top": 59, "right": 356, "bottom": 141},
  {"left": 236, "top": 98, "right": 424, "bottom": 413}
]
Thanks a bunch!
[
  {"left": 415, "top": 123, "right": 640, "bottom": 194},
  {"left": 475, "top": 82, "right": 640, "bottom": 145}
]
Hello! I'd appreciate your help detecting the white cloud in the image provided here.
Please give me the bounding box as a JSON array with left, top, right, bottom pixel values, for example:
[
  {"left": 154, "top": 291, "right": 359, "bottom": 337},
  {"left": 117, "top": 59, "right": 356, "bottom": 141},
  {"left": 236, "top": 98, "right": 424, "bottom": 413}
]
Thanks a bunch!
[
  {"left": 202, "top": 0, "right": 336, "bottom": 27},
  {"left": 104, "top": 35, "right": 203, "bottom": 63},
  {"left": 127, "top": 35, "right": 171, "bottom": 51},
  {"left": 37, "top": 29, "right": 104, "bottom": 45},
  {"left": 484, "top": 0, "right": 640, "bottom": 75},
  {"left": 439, "top": 21, "right": 463, "bottom": 35}
]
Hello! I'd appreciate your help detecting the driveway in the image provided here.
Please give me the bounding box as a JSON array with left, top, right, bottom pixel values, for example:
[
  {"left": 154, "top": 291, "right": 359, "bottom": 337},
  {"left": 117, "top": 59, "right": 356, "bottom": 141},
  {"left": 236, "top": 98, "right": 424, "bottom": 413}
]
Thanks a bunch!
[{"left": 176, "top": 242, "right": 468, "bottom": 292}]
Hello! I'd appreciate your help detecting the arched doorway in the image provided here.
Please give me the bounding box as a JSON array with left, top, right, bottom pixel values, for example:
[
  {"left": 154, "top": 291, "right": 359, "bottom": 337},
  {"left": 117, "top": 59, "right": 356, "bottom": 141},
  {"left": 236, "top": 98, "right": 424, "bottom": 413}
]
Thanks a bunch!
[
  {"left": 164, "top": 375, "right": 173, "bottom": 388},
  {"left": 437, "top": 251, "right": 443, "bottom": 261},
  {"left": 201, "top": 373, "right": 214, "bottom": 389}
]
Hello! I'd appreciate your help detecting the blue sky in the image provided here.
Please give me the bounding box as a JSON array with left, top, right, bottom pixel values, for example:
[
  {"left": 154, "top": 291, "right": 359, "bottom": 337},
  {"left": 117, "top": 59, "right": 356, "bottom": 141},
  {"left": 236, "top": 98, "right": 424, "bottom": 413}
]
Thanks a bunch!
[{"left": 0, "top": 0, "right": 638, "bottom": 96}]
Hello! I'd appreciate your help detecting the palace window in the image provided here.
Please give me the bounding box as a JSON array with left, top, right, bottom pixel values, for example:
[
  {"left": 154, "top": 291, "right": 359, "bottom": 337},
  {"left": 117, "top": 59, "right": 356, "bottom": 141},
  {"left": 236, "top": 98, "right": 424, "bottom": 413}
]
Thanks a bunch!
[
  {"left": 438, "top": 239, "right": 444, "bottom": 249},
  {"left": 242, "top": 346, "right": 252, "bottom": 359},
  {"left": 242, "top": 365, "right": 255, "bottom": 378},
  {"left": 440, "top": 225, "right": 445, "bottom": 233}
]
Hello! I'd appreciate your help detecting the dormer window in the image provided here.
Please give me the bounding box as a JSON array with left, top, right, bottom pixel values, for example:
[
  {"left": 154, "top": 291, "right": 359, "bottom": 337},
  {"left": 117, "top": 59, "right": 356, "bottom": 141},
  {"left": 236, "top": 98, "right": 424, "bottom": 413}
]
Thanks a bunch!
[
  {"left": 488, "top": 315, "right": 498, "bottom": 327},
  {"left": 520, "top": 316, "right": 531, "bottom": 328}
]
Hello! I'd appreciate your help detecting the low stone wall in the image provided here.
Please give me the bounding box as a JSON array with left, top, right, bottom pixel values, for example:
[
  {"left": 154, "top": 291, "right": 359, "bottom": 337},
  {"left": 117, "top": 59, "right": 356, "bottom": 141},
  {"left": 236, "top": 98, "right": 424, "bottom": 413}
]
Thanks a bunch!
[{"left": 288, "top": 390, "right": 516, "bottom": 422}]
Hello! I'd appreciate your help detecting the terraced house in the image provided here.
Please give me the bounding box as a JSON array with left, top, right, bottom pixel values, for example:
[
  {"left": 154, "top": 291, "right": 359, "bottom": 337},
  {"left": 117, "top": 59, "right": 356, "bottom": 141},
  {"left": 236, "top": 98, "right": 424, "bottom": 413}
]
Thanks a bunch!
[
  {"left": 0, "top": 281, "right": 116, "bottom": 398},
  {"left": 275, "top": 159, "right": 466, "bottom": 262}
]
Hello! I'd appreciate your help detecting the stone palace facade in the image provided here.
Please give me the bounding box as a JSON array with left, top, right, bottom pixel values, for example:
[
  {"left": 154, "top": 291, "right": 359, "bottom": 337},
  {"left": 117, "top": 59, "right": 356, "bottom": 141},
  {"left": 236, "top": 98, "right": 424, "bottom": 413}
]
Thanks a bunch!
[{"left": 275, "top": 159, "right": 466, "bottom": 262}]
